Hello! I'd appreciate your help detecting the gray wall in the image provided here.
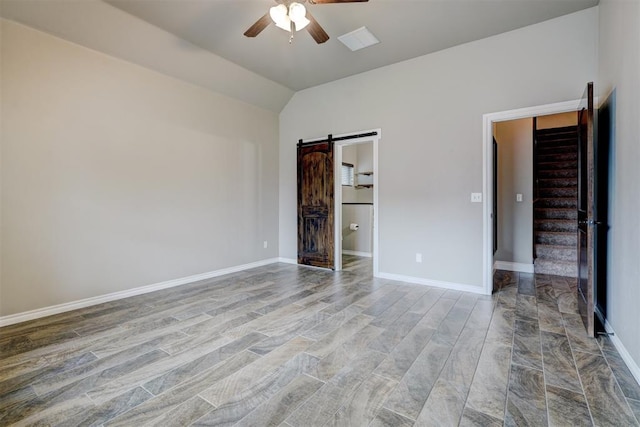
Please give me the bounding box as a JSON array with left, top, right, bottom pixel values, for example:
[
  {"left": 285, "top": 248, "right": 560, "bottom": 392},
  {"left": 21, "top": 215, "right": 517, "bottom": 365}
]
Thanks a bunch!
[
  {"left": 341, "top": 144, "right": 373, "bottom": 255},
  {"left": 342, "top": 205, "right": 373, "bottom": 255},
  {"left": 598, "top": 0, "right": 640, "bottom": 372},
  {"left": 494, "top": 118, "right": 533, "bottom": 265},
  {"left": 279, "top": 8, "right": 598, "bottom": 289},
  {"left": 341, "top": 145, "right": 358, "bottom": 204},
  {"left": 0, "top": 20, "right": 280, "bottom": 316},
  {"left": 341, "top": 144, "right": 373, "bottom": 204}
]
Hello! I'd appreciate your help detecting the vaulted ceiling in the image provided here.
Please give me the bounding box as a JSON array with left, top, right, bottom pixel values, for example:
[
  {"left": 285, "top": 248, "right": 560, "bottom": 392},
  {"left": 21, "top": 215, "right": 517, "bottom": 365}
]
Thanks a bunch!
[
  {"left": 105, "top": 0, "right": 598, "bottom": 90},
  {"left": 1, "top": 0, "right": 599, "bottom": 110}
]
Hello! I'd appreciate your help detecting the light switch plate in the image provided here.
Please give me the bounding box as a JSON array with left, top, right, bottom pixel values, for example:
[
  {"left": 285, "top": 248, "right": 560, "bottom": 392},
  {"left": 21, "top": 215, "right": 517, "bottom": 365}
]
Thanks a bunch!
[{"left": 471, "top": 193, "right": 482, "bottom": 203}]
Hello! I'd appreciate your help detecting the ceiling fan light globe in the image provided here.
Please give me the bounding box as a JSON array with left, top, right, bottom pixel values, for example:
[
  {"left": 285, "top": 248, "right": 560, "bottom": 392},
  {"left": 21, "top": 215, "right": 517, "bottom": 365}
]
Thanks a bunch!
[
  {"left": 275, "top": 16, "right": 292, "bottom": 32},
  {"left": 293, "top": 16, "right": 310, "bottom": 31},
  {"left": 288, "top": 2, "right": 307, "bottom": 22},
  {"left": 269, "top": 4, "right": 288, "bottom": 26}
]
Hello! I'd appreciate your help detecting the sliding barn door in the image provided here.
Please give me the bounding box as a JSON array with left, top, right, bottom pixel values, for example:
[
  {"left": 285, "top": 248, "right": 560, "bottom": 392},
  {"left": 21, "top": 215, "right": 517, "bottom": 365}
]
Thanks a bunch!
[{"left": 297, "top": 141, "right": 334, "bottom": 269}]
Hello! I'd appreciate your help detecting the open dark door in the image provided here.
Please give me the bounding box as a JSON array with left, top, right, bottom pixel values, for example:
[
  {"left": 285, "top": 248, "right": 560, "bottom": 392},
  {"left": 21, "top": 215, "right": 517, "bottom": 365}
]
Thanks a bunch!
[
  {"left": 594, "top": 91, "right": 612, "bottom": 331},
  {"left": 493, "top": 138, "right": 498, "bottom": 255},
  {"left": 577, "top": 82, "right": 598, "bottom": 336},
  {"left": 297, "top": 140, "right": 335, "bottom": 268}
]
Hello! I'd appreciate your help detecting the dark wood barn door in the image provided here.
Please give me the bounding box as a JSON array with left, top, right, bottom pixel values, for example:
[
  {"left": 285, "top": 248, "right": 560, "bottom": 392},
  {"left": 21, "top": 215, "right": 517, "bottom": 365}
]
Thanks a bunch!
[{"left": 297, "top": 141, "right": 335, "bottom": 268}]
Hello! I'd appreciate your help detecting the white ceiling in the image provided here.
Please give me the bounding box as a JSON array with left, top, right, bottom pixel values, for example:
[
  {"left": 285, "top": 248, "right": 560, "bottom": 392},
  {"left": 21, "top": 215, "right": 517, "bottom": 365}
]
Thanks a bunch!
[
  {"left": 104, "top": 0, "right": 598, "bottom": 91},
  {"left": 0, "top": 0, "right": 598, "bottom": 108}
]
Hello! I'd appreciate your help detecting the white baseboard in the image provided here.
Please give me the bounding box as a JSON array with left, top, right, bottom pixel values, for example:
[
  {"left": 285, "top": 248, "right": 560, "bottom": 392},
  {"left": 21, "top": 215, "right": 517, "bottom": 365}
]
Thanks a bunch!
[
  {"left": 0, "top": 258, "right": 280, "bottom": 327},
  {"left": 601, "top": 317, "right": 640, "bottom": 387},
  {"left": 493, "top": 261, "right": 535, "bottom": 274},
  {"left": 277, "top": 257, "right": 298, "bottom": 265},
  {"left": 376, "top": 272, "right": 487, "bottom": 295},
  {"left": 342, "top": 250, "right": 372, "bottom": 258}
]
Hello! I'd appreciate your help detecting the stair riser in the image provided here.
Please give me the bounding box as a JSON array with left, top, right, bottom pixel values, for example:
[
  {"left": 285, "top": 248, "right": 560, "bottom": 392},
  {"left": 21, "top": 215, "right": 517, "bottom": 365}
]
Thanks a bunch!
[
  {"left": 538, "top": 152, "right": 578, "bottom": 162},
  {"left": 538, "top": 169, "right": 578, "bottom": 178},
  {"left": 537, "top": 198, "right": 577, "bottom": 208},
  {"left": 538, "top": 161, "right": 578, "bottom": 170},
  {"left": 534, "top": 260, "right": 577, "bottom": 277},
  {"left": 534, "top": 220, "right": 577, "bottom": 232},
  {"left": 536, "top": 233, "right": 577, "bottom": 246},
  {"left": 536, "top": 246, "right": 577, "bottom": 261},
  {"left": 535, "top": 209, "right": 578, "bottom": 220},
  {"left": 539, "top": 178, "right": 577, "bottom": 189},
  {"left": 537, "top": 140, "right": 578, "bottom": 148},
  {"left": 537, "top": 146, "right": 577, "bottom": 155},
  {"left": 537, "top": 129, "right": 577, "bottom": 137},
  {"left": 539, "top": 187, "right": 576, "bottom": 198}
]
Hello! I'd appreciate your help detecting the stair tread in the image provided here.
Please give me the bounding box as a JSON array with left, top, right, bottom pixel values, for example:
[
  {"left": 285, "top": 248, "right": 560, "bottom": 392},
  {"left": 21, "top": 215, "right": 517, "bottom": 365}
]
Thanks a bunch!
[
  {"left": 536, "top": 125, "right": 578, "bottom": 133},
  {"left": 536, "top": 244, "right": 577, "bottom": 250},
  {"left": 537, "top": 141, "right": 578, "bottom": 146},
  {"left": 536, "top": 230, "right": 577, "bottom": 235},
  {"left": 537, "top": 146, "right": 577, "bottom": 151},
  {"left": 538, "top": 161, "right": 578, "bottom": 165},
  {"left": 535, "top": 259, "right": 576, "bottom": 265}
]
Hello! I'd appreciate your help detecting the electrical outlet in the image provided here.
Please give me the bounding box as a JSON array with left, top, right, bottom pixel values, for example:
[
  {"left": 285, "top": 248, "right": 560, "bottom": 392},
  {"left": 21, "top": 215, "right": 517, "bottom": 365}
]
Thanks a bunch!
[
  {"left": 516, "top": 193, "right": 523, "bottom": 202},
  {"left": 416, "top": 253, "right": 422, "bottom": 263},
  {"left": 471, "top": 193, "right": 482, "bottom": 203},
  {"left": 263, "top": 241, "right": 268, "bottom": 249}
]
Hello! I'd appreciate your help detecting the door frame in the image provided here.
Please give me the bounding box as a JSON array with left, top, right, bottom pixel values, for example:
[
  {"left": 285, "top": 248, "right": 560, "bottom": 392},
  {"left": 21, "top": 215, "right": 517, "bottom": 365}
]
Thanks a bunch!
[
  {"left": 333, "top": 129, "right": 381, "bottom": 273},
  {"left": 482, "top": 100, "right": 580, "bottom": 295}
]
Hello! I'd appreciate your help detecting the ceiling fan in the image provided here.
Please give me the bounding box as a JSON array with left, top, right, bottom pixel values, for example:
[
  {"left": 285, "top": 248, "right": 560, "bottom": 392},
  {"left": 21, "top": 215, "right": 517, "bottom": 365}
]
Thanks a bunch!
[{"left": 244, "top": 0, "right": 369, "bottom": 44}]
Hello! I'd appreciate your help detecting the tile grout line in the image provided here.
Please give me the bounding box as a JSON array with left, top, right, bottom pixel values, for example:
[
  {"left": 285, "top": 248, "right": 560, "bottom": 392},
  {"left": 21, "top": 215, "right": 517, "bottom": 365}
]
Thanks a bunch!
[
  {"left": 560, "top": 293, "right": 597, "bottom": 426},
  {"left": 594, "top": 338, "right": 640, "bottom": 425},
  {"left": 456, "top": 296, "right": 496, "bottom": 424},
  {"left": 502, "top": 271, "right": 520, "bottom": 423},
  {"left": 537, "top": 274, "right": 553, "bottom": 427}
]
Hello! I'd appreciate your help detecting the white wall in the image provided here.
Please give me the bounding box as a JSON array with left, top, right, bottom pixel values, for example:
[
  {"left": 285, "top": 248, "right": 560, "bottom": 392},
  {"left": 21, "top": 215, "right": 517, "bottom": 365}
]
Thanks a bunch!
[
  {"left": 598, "top": 0, "right": 640, "bottom": 372},
  {"left": 0, "top": 20, "right": 280, "bottom": 316},
  {"left": 494, "top": 118, "right": 533, "bottom": 265},
  {"left": 279, "top": 8, "right": 598, "bottom": 289}
]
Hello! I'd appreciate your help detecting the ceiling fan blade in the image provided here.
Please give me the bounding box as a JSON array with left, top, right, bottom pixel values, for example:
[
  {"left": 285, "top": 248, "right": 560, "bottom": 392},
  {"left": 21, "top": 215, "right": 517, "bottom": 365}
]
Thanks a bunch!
[
  {"left": 305, "top": 12, "right": 329, "bottom": 44},
  {"left": 244, "top": 13, "right": 271, "bottom": 38},
  {"left": 309, "top": 0, "right": 369, "bottom": 3}
]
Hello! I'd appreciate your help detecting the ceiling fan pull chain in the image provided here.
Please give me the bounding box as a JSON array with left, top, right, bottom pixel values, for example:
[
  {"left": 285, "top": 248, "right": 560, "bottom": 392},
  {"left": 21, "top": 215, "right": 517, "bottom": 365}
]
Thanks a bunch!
[{"left": 289, "top": 20, "right": 294, "bottom": 44}]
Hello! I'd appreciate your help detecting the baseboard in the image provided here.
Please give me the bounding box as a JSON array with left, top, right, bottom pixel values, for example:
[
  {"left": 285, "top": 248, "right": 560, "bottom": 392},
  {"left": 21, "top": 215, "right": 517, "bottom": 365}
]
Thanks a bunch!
[
  {"left": 376, "top": 272, "right": 487, "bottom": 295},
  {"left": 342, "top": 250, "right": 373, "bottom": 258},
  {"left": 0, "top": 258, "right": 281, "bottom": 327},
  {"left": 277, "top": 257, "right": 298, "bottom": 265},
  {"left": 601, "top": 317, "right": 640, "bottom": 387},
  {"left": 493, "top": 261, "right": 535, "bottom": 273}
]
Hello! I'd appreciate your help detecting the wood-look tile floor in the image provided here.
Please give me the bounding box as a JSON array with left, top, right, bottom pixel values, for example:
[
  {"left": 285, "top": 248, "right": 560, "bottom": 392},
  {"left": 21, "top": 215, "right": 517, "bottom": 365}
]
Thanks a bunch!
[{"left": 1, "top": 256, "right": 639, "bottom": 426}]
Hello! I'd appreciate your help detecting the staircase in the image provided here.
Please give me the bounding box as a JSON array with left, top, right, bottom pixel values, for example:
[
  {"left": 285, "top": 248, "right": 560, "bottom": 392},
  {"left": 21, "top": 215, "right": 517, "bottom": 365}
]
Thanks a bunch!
[{"left": 533, "top": 126, "right": 578, "bottom": 277}]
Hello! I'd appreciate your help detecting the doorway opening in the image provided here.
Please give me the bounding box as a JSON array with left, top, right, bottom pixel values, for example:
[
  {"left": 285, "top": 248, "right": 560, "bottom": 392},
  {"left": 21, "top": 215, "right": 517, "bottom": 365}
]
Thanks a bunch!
[
  {"left": 493, "top": 112, "right": 579, "bottom": 278},
  {"left": 483, "top": 100, "right": 580, "bottom": 295},
  {"left": 333, "top": 130, "right": 380, "bottom": 273}
]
